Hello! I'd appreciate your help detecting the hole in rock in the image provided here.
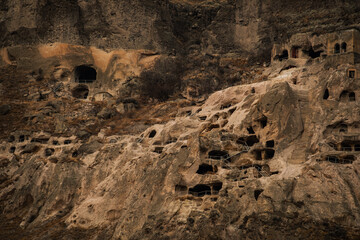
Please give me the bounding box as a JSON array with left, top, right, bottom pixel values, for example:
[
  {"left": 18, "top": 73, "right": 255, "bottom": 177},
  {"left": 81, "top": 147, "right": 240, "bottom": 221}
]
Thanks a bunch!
[
  {"left": 64, "top": 140, "right": 72, "bottom": 145},
  {"left": 74, "top": 66, "right": 97, "bottom": 83},
  {"left": 154, "top": 147, "right": 163, "bottom": 154},
  {"left": 196, "top": 164, "right": 216, "bottom": 174},
  {"left": 254, "top": 189, "right": 263, "bottom": 200},
  {"left": 254, "top": 150, "right": 262, "bottom": 160},
  {"left": 334, "top": 43, "right": 340, "bottom": 54},
  {"left": 53, "top": 140, "right": 59, "bottom": 145},
  {"left": 266, "top": 140, "right": 275, "bottom": 148},
  {"left": 72, "top": 85, "right": 89, "bottom": 99},
  {"left": 342, "top": 155, "right": 355, "bottom": 164},
  {"left": 72, "top": 151, "right": 79, "bottom": 157},
  {"left": 339, "top": 124, "right": 348, "bottom": 133},
  {"left": 207, "top": 124, "right": 220, "bottom": 131},
  {"left": 341, "top": 42, "right": 347, "bottom": 53},
  {"left": 149, "top": 130, "right": 157, "bottom": 138},
  {"left": 259, "top": 117, "right": 267, "bottom": 128},
  {"left": 247, "top": 126, "right": 255, "bottom": 134},
  {"left": 45, "top": 148, "right": 55, "bottom": 157},
  {"left": 341, "top": 142, "right": 352, "bottom": 151},
  {"left": 188, "top": 184, "right": 211, "bottom": 197},
  {"left": 349, "top": 92, "right": 355, "bottom": 102},
  {"left": 355, "top": 144, "right": 360, "bottom": 151},
  {"left": 165, "top": 138, "right": 177, "bottom": 144},
  {"left": 323, "top": 89, "right": 329, "bottom": 100},
  {"left": 349, "top": 70, "right": 355, "bottom": 78},
  {"left": 220, "top": 103, "right": 232, "bottom": 110},
  {"left": 340, "top": 91, "right": 349, "bottom": 102},
  {"left": 208, "top": 150, "right": 229, "bottom": 160},
  {"left": 326, "top": 156, "right": 340, "bottom": 163},
  {"left": 291, "top": 47, "right": 300, "bottom": 58},
  {"left": 308, "top": 47, "right": 323, "bottom": 58},
  {"left": 251, "top": 88, "right": 256, "bottom": 93},
  {"left": 199, "top": 116, "right": 207, "bottom": 121},
  {"left": 212, "top": 182, "right": 223, "bottom": 194},
  {"left": 175, "top": 185, "right": 187, "bottom": 192},
  {"left": 237, "top": 135, "right": 259, "bottom": 147},
  {"left": 278, "top": 50, "right": 288, "bottom": 61},
  {"left": 9, "top": 146, "right": 16, "bottom": 153},
  {"left": 19, "top": 135, "right": 25, "bottom": 142},
  {"left": 265, "top": 149, "right": 275, "bottom": 159},
  {"left": 228, "top": 108, "right": 236, "bottom": 115}
]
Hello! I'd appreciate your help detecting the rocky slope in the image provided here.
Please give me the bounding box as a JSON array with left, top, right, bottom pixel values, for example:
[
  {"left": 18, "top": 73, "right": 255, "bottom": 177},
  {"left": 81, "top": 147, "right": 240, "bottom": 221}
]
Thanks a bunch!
[
  {"left": 1, "top": 0, "right": 360, "bottom": 239},
  {"left": 1, "top": 58, "right": 360, "bottom": 239}
]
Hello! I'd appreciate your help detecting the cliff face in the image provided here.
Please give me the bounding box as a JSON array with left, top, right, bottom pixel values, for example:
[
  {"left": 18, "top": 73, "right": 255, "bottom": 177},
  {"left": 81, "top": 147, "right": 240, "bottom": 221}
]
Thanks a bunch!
[
  {"left": 1, "top": 1, "right": 360, "bottom": 240},
  {"left": 1, "top": 0, "right": 360, "bottom": 59}
]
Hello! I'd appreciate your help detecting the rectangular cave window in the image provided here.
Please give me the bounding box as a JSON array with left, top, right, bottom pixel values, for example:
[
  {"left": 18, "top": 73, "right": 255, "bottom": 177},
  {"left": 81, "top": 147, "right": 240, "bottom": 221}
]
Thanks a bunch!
[
  {"left": 349, "top": 70, "right": 355, "bottom": 78},
  {"left": 188, "top": 184, "right": 211, "bottom": 197},
  {"left": 291, "top": 47, "right": 300, "bottom": 58}
]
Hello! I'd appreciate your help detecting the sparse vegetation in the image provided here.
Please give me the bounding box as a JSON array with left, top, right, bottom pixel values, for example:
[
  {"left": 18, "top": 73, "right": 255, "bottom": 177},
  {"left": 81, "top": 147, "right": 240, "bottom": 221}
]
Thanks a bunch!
[{"left": 138, "top": 57, "right": 184, "bottom": 101}]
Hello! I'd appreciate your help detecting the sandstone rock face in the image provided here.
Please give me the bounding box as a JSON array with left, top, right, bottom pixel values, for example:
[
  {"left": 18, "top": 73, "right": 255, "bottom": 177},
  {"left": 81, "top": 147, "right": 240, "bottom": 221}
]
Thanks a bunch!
[
  {"left": 1, "top": 0, "right": 360, "bottom": 59},
  {"left": 1, "top": 1, "right": 360, "bottom": 239},
  {"left": 1, "top": 57, "right": 360, "bottom": 239}
]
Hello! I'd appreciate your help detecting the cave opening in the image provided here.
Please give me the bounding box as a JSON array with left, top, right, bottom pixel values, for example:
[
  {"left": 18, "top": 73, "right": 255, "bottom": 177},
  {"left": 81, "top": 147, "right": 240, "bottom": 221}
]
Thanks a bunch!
[
  {"left": 208, "top": 150, "right": 229, "bottom": 160},
  {"left": 247, "top": 126, "right": 255, "bottom": 134},
  {"left": 196, "top": 164, "right": 216, "bottom": 174},
  {"left": 340, "top": 91, "right": 349, "bottom": 102},
  {"left": 334, "top": 43, "right": 340, "bottom": 54},
  {"left": 266, "top": 140, "right": 275, "bottom": 148},
  {"left": 259, "top": 116, "right": 268, "bottom": 128},
  {"left": 149, "top": 130, "right": 157, "bottom": 138},
  {"left": 74, "top": 66, "right": 97, "bottom": 83},
  {"left": 307, "top": 47, "right": 323, "bottom": 58},
  {"left": 212, "top": 182, "right": 223, "bottom": 194},
  {"left": 341, "top": 42, "right": 347, "bottom": 53},
  {"left": 349, "top": 92, "right": 356, "bottom": 102},
  {"left": 291, "top": 47, "right": 300, "bottom": 58},
  {"left": 323, "top": 89, "right": 329, "bottom": 100},
  {"left": 188, "top": 184, "right": 211, "bottom": 197},
  {"left": 72, "top": 85, "right": 89, "bottom": 99},
  {"left": 254, "top": 189, "right": 263, "bottom": 201},
  {"left": 278, "top": 50, "right": 289, "bottom": 61},
  {"left": 264, "top": 149, "right": 275, "bottom": 159}
]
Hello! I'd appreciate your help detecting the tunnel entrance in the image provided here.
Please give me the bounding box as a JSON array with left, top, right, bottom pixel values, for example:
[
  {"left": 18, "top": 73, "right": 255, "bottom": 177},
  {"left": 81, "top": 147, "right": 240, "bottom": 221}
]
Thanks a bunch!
[
  {"left": 72, "top": 85, "right": 89, "bottom": 99},
  {"left": 74, "top": 66, "right": 97, "bottom": 83}
]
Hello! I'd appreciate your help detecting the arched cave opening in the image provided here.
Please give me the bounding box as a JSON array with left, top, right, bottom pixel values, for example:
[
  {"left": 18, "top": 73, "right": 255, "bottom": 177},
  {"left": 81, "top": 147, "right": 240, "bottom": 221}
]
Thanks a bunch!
[
  {"left": 341, "top": 42, "right": 347, "bottom": 53},
  {"left": 323, "top": 89, "right": 329, "bottom": 100},
  {"left": 334, "top": 43, "right": 340, "bottom": 54},
  {"left": 74, "top": 66, "right": 97, "bottom": 83},
  {"left": 72, "top": 85, "right": 89, "bottom": 99}
]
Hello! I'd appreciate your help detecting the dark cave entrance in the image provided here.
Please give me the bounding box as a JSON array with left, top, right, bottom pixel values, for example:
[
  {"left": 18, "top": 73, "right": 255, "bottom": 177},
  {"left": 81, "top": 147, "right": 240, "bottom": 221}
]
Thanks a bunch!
[
  {"left": 74, "top": 66, "right": 97, "bottom": 83},
  {"left": 208, "top": 150, "right": 229, "bottom": 160},
  {"left": 188, "top": 184, "right": 211, "bottom": 197},
  {"left": 72, "top": 85, "right": 89, "bottom": 99}
]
